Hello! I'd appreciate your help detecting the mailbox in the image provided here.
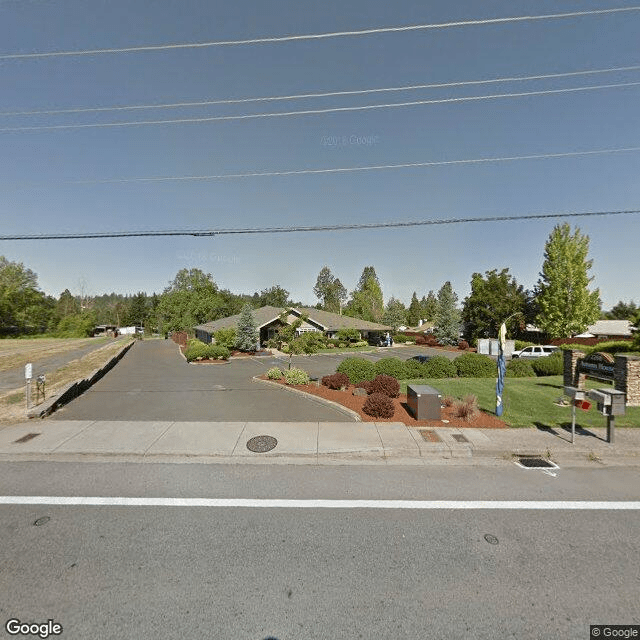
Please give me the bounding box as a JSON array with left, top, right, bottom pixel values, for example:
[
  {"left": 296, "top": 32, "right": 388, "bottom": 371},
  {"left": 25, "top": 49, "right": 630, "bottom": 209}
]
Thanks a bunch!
[
  {"left": 564, "top": 386, "right": 585, "bottom": 401},
  {"left": 406, "top": 385, "right": 442, "bottom": 420},
  {"left": 587, "top": 388, "right": 626, "bottom": 416}
]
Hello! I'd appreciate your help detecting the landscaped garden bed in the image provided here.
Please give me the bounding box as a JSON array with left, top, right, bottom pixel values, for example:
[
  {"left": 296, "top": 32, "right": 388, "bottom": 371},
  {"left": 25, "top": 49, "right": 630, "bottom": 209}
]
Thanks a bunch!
[{"left": 259, "top": 374, "right": 507, "bottom": 428}]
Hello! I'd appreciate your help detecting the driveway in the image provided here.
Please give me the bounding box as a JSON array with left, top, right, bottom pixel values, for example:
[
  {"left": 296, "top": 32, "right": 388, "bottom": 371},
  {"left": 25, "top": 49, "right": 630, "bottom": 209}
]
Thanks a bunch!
[{"left": 49, "top": 340, "right": 356, "bottom": 422}]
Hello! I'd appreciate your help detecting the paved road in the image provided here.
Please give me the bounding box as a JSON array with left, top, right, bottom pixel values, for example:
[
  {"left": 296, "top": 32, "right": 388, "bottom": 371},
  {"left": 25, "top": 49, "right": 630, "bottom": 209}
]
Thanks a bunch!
[
  {"left": 50, "top": 340, "right": 357, "bottom": 422},
  {"left": 1, "top": 462, "right": 638, "bottom": 639}
]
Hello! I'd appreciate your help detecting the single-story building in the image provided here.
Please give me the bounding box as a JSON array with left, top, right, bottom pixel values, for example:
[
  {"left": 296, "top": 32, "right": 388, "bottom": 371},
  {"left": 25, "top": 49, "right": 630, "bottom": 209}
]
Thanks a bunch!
[
  {"left": 194, "top": 306, "right": 391, "bottom": 346},
  {"left": 574, "top": 319, "right": 633, "bottom": 340}
]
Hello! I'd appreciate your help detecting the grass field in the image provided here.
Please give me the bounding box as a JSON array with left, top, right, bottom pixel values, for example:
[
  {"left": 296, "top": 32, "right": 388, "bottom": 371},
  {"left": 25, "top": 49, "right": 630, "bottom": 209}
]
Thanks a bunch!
[
  {"left": 399, "top": 375, "right": 640, "bottom": 428},
  {"left": 0, "top": 336, "right": 109, "bottom": 372},
  {"left": 0, "top": 337, "right": 133, "bottom": 425}
]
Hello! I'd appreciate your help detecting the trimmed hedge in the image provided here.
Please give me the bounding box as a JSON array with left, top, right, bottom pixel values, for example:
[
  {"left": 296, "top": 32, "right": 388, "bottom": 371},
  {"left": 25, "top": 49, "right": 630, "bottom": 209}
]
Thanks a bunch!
[
  {"left": 506, "top": 359, "right": 535, "bottom": 378},
  {"left": 362, "top": 392, "right": 395, "bottom": 418},
  {"left": 531, "top": 352, "right": 563, "bottom": 376},
  {"left": 453, "top": 353, "right": 496, "bottom": 378},
  {"left": 585, "top": 340, "right": 639, "bottom": 356},
  {"left": 336, "top": 357, "right": 376, "bottom": 384},
  {"left": 421, "top": 356, "right": 457, "bottom": 378},
  {"left": 403, "top": 359, "right": 427, "bottom": 379},
  {"left": 374, "top": 357, "right": 407, "bottom": 379}
]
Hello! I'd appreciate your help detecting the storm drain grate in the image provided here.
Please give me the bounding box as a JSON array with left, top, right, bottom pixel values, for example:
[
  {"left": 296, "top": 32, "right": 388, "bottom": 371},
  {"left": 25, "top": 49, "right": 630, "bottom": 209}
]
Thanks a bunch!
[
  {"left": 246, "top": 435, "right": 278, "bottom": 453},
  {"left": 14, "top": 433, "right": 40, "bottom": 444},
  {"left": 418, "top": 429, "right": 441, "bottom": 443},
  {"left": 515, "top": 456, "right": 559, "bottom": 469},
  {"left": 452, "top": 434, "right": 469, "bottom": 443}
]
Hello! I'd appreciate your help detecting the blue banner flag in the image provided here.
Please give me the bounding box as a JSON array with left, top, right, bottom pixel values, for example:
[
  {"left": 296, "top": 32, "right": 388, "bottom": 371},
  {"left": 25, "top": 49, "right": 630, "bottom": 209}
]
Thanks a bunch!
[{"left": 496, "top": 323, "right": 507, "bottom": 417}]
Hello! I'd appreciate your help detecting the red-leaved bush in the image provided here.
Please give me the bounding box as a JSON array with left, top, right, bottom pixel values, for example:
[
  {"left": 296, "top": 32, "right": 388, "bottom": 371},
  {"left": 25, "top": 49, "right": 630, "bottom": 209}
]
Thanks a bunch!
[
  {"left": 458, "top": 340, "right": 470, "bottom": 350},
  {"left": 368, "top": 374, "right": 400, "bottom": 398},
  {"left": 362, "top": 392, "right": 395, "bottom": 418},
  {"left": 321, "top": 372, "right": 350, "bottom": 389}
]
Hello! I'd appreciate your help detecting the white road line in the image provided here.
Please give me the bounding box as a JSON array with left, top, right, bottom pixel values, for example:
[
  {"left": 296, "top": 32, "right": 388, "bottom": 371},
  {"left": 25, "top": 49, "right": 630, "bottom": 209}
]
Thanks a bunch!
[{"left": 0, "top": 497, "right": 639, "bottom": 509}]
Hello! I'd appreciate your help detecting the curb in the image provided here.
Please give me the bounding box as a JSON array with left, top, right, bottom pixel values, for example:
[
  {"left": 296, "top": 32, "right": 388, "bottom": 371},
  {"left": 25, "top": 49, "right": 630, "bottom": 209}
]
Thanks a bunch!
[
  {"left": 27, "top": 340, "right": 135, "bottom": 419},
  {"left": 252, "top": 376, "right": 362, "bottom": 422}
]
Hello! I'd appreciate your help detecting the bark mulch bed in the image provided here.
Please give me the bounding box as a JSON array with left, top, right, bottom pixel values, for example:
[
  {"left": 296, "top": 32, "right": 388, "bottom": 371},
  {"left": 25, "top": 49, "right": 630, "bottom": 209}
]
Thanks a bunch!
[{"left": 259, "top": 377, "right": 507, "bottom": 428}]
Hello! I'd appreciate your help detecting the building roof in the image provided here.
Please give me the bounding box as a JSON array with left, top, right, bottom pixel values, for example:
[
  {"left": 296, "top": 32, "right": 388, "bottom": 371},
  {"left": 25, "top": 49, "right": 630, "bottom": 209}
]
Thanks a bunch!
[
  {"left": 195, "top": 306, "right": 390, "bottom": 334},
  {"left": 585, "top": 319, "right": 633, "bottom": 337}
]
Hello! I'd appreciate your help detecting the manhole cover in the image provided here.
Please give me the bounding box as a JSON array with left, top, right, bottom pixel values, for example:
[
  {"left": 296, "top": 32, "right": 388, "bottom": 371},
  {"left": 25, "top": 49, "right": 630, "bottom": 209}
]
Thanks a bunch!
[
  {"left": 452, "top": 434, "right": 469, "bottom": 443},
  {"left": 246, "top": 435, "right": 278, "bottom": 453},
  {"left": 419, "top": 429, "right": 441, "bottom": 443},
  {"left": 14, "top": 433, "right": 40, "bottom": 444},
  {"left": 515, "top": 456, "right": 559, "bottom": 469},
  {"left": 34, "top": 516, "right": 50, "bottom": 526}
]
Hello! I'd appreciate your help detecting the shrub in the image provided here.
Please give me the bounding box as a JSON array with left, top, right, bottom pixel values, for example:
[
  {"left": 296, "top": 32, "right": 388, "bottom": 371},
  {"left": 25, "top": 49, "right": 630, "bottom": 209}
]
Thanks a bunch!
[
  {"left": 368, "top": 374, "right": 400, "bottom": 398},
  {"left": 213, "top": 327, "right": 237, "bottom": 349},
  {"left": 392, "top": 333, "right": 411, "bottom": 343},
  {"left": 458, "top": 340, "right": 470, "bottom": 350},
  {"left": 425, "top": 335, "right": 439, "bottom": 347},
  {"left": 443, "top": 395, "right": 455, "bottom": 407},
  {"left": 514, "top": 340, "right": 536, "bottom": 350},
  {"left": 403, "top": 359, "right": 427, "bottom": 379},
  {"left": 206, "top": 345, "right": 230, "bottom": 360},
  {"left": 355, "top": 380, "right": 372, "bottom": 393},
  {"left": 185, "top": 339, "right": 209, "bottom": 362},
  {"left": 453, "top": 395, "right": 480, "bottom": 422},
  {"left": 506, "top": 359, "right": 535, "bottom": 378},
  {"left": 336, "top": 328, "right": 362, "bottom": 343},
  {"left": 454, "top": 353, "right": 496, "bottom": 378},
  {"left": 266, "top": 367, "right": 283, "bottom": 380},
  {"left": 374, "top": 357, "right": 407, "bottom": 379},
  {"left": 421, "top": 356, "right": 457, "bottom": 378},
  {"left": 531, "top": 351, "right": 564, "bottom": 376},
  {"left": 362, "top": 392, "right": 395, "bottom": 418},
  {"left": 585, "top": 340, "right": 638, "bottom": 355},
  {"left": 353, "top": 340, "right": 369, "bottom": 348},
  {"left": 336, "top": 357, "right": 376, "bottom": 384},
  {"left": 322, "top": 372, "right": 350, "bottom": 390},
  {"left": 283, "top": 368, "right": 310, "bottom": 385}
]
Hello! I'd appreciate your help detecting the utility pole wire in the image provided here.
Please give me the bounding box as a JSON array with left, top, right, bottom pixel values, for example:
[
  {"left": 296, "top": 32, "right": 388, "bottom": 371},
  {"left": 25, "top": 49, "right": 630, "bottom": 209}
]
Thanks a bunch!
[
  {"left": 1, "top": 6, "right": 638, "bottom": 60},
  {"left": 1, "top": 209, "right": 639, "bottom": 241},
  {"left": 3, "top": 63, "right": 639, "bottom": 117},
  {"left": 1, "top": 81, "right": 639, "bottom": 133},
  {"left": 50, "top": 145, "right": 640, "bottom": 185}
]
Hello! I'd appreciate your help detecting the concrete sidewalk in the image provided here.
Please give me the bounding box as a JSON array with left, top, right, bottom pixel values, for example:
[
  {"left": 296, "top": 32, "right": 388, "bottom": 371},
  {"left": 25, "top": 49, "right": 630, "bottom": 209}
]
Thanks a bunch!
[{"left": 0, "top": 419, "right": 638, "bottom": 466}]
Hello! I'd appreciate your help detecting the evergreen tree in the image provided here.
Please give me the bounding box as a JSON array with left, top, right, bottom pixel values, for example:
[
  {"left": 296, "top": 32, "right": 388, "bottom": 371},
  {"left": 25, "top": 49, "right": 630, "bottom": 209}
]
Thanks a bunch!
[
  {"left": 345, "top": 266, "right": 384, "bottom": 322},
  {"left": 383, "top": 297, "right": 407, "bottom": 331},
  {"left": 604, "top": 300, "right": 638, "bottom": 320},
  {"left": 420, "top": 291, "right": 438, "bottom": 322},
  {"left": 461, "top": 268, "right": 528, "bottom": 341},
  {"left": 433, "top": 281, "right": 461, "bottom": 346},
  {"left": 235, "top": 304, "right": 258, "bottom": 351},
  {"left": 407, "top": 292, "right": 422, "bottom": 326},
  {"left": 535, "top": 224, "right": 601, "bottom": 338}
]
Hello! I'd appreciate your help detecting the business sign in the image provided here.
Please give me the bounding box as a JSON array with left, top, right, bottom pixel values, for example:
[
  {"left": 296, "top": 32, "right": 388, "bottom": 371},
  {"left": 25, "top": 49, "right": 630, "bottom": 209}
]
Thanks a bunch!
[{"left": 577, "top": 352, "right": 615, "bottom": 380}]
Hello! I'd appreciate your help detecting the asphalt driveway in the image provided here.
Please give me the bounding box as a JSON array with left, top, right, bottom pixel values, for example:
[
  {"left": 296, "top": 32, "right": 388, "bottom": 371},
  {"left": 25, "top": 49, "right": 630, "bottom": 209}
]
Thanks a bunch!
[{"left": 50, "top": 340, "right": 356, "bottom": 422}]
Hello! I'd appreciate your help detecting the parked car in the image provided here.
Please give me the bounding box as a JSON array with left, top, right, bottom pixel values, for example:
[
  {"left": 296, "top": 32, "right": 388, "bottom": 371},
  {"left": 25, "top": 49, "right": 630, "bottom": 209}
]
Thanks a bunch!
[
  {"left": 511, "top": 345, "right": 560, "bottom": 359},
  {"left": 368, "top": 335, "right": 390, "bottom": 347},
  {"left": 407, "top": 355, "right": 431, "bottom": 364}
]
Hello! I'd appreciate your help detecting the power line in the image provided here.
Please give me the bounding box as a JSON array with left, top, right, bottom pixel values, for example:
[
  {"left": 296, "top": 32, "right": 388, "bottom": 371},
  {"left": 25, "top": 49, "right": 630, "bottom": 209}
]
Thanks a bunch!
[
  {"left": 2, "top": 81, "right": 638, "bottom": 133},
  {"left": 3, "top": 63, "right": 640, "bottom": 117},
  {"left": 1, "top": 6, "right": 638, "bottom": 60},
  {"left": 54, "top": 145, "right": 640, "bottom": 185},
  {"left": 2, "top": 209, "right": 639, "bottom": 240}
]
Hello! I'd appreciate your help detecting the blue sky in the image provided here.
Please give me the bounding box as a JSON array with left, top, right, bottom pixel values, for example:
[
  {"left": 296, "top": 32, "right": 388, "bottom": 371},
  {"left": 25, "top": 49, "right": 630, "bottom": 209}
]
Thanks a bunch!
[{"left": 0, "top": 0, "right": 638, "bottom": 310}]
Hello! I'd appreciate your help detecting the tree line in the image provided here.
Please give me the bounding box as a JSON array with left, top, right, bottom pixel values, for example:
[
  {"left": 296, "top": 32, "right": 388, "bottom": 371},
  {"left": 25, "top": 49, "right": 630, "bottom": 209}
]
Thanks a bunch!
[{"left": 1, "top": 223, "right": 638, "bottom": 340}]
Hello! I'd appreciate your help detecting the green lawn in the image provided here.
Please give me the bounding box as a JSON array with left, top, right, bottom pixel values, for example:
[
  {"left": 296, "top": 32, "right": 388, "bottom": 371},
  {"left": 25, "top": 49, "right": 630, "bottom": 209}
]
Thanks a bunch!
[{"left": 399, "top": 375, "right": 640, "bottom": 428}]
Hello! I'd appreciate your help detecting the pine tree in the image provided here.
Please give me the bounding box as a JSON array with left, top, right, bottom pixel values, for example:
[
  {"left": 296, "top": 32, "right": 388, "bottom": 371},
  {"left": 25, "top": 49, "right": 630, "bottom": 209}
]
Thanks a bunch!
[
  {"left": 382, "top": 297, "right": 407, "bottom": 331},
  {"left": 433, "top": 282, "right": 461, "bottom": 346},
  {"left": 535, "top": 224, "right": 601, "bottom": 338},
  {"left": 235, "top": 304, "right": 259, "bottom": 351},
  {"left": 421, "top": 291, "right": 438, "bottom": 322},
  {"left": 407, "top": 292, "right": 421, "bottom": 326}
]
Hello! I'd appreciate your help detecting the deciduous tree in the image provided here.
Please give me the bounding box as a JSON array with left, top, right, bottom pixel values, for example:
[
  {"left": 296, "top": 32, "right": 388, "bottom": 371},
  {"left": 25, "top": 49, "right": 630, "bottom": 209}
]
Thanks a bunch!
[{"left": 535, "top": 224, "right": 601, "bottom": 338}]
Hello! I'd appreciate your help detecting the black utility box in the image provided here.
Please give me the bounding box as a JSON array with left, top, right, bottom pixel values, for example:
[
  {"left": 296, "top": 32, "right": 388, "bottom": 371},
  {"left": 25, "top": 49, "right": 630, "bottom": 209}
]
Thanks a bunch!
[{"left": 406, "top": 384, "right": 442, "bottom": 420}]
